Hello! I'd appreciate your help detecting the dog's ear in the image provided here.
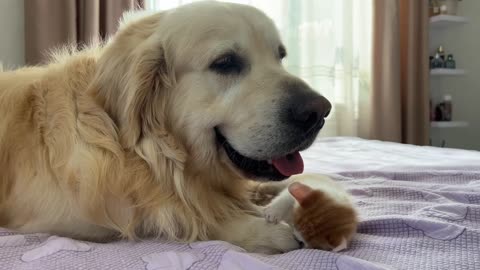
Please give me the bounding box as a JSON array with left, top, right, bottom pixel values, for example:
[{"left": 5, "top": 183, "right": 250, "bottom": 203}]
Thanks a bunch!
[
  {"left": 94, "top": 12, "right": 174, "bottom": 149},
  {"left": 120, "top": 44, "right": 174, "bottom": 148}
]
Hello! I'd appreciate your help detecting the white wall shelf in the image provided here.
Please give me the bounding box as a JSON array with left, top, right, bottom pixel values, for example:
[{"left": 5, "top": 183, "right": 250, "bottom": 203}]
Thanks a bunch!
[
  {"left": 430, "top": 15, "right": 468, "bottom": 28},
  {"left": 431, "top": 121, "right": 469, "bottom": 128},
  {"left": 430, "top": 68, "right": 466, "bottom": 76}
]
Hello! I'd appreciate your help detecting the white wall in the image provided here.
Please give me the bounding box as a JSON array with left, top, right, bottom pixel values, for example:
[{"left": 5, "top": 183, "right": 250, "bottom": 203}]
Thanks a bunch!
[
  {"left": 430, "top": 1, "right": 480, "bottom": 150},
  {"left": 0, "top": 0, "right": 25, "bottom": 68}
]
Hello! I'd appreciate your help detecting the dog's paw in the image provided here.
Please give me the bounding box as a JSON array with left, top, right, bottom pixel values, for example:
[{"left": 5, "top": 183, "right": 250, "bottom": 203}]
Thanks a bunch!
[
  {"left": 271, "top": 222, "right": 301, "bottom": 253},
  {"left": 250, "top": 181, "right": 289, "bottom": 206},
  {"left": 253, "top": 222, "right": 300, "bottom": 254}
]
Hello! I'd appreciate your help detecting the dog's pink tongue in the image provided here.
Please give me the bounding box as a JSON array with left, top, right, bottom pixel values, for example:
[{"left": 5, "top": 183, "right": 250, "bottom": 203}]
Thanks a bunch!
[{"left": 271, "top": 151, "right": 304, "bottom": 177}]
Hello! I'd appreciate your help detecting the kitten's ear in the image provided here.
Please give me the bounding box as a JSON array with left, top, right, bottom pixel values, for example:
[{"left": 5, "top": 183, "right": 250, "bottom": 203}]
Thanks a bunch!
[{"left": 288, "top": 182, "right": 313, "bottom": 206}]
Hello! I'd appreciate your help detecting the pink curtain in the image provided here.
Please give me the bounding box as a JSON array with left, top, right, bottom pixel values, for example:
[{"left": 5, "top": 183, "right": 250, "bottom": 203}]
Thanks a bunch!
[
  {"left": 371, "top": 0, "right": 430, "bottom": 145},
  {"left": 25, "top": 0, "right": 144, "bottom": 65}
]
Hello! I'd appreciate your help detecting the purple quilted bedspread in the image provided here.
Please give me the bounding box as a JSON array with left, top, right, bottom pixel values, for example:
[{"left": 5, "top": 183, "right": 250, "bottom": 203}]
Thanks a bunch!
[{"left": 2, "top": 137, "right": 480, "bottom": 270}]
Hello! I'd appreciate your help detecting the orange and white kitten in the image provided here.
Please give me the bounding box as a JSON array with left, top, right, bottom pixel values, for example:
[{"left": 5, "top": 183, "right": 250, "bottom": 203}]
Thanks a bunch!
[{"left": 263, "top": 174, "right": 357, "bottom": 251}]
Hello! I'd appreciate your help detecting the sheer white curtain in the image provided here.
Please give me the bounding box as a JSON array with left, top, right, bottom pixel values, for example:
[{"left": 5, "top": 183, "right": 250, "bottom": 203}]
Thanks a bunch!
[{"left": 145, "top": 0, "right": 372, "bottom": 138}]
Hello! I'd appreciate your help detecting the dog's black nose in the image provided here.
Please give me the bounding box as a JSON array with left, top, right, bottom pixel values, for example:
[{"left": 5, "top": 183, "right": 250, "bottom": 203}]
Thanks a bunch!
[{"left": 289, "top": 95, "right": 332, "bottom": 132}]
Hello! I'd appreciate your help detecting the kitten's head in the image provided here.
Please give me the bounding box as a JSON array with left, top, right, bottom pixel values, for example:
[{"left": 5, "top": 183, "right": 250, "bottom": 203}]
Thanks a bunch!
[{"left": 288, "top": 182, "right": 357, "bottom": 250}]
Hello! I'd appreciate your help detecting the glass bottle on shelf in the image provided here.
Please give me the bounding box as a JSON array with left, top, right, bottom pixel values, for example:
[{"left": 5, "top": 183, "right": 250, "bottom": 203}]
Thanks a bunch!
[
  {"left": 431, "top": 0, "right": 440, "bottom": 16},
  {"left": 443, "top": 95, "right": 452, "bottom": 121},
  {"left": 431, "top": 53, "right": 444, "bottom": 69},
  {"left": 437, "top": 46, "right": 446, "bottom": 61},
  {"left": 445, "top": 54, "right": 456, "bottom": 69},
  {"left": 434, "top": 95, "right": 453, "bottom": 121}
]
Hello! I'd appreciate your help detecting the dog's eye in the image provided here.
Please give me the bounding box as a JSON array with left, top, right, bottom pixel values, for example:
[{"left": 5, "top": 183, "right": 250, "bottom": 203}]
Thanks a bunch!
[
  {"left": 278, "top": 45, "right": 287, "bottom": 60},
  {"left": 209, "top": 53, "right": 244, "bottom": 75}
]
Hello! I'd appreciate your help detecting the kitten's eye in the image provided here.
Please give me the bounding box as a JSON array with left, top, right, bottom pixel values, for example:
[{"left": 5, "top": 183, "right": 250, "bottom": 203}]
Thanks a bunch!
[{"left": 209, "top": 53, "right": 244, "bottom": 74}]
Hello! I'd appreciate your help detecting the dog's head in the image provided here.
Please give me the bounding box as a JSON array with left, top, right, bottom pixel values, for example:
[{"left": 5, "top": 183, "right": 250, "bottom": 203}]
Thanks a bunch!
[{"left": 95, "top": 2, "right": 331, "bottom": 181}]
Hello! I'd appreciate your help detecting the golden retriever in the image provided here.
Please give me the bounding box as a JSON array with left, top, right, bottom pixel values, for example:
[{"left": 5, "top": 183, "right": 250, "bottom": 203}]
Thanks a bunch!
[{"left": 0, "top": 2, "right": 338, "bottom": 254}]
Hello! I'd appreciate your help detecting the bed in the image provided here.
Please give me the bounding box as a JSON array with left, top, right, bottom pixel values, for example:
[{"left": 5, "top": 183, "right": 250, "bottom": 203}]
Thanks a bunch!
[{"left": 2, "top": 137, "right": 479, "bottom": 270}]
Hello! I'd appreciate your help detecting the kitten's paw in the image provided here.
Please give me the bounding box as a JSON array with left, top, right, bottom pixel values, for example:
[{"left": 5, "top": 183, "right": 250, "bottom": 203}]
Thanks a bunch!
[{"left": 263, "top": 205, "right": 285, "bottom": 224}]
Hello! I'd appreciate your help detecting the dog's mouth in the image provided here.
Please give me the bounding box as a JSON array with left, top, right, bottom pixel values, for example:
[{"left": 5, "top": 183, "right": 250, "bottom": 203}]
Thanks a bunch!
[{"left": 215, "top": 128, "right": 304, "bottom": 181}]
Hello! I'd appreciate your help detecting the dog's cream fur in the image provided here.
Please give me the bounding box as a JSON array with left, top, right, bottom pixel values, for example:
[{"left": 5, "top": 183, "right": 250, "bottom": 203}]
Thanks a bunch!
[{"left": 0, "top": 2, "right": 336, "bottom": 254}]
